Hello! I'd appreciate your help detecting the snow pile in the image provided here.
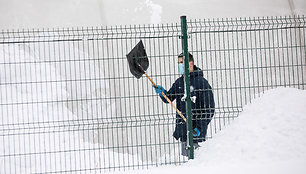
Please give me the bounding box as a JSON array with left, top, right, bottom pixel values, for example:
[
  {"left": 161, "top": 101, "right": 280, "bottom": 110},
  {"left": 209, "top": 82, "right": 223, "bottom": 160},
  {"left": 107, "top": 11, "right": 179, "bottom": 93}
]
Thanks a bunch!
[
  {"left": 118, "top": 87, "right": 306, "bottom": 174},
  {"left": 198, "top": 87, "right": 306, "bottom": 164}
]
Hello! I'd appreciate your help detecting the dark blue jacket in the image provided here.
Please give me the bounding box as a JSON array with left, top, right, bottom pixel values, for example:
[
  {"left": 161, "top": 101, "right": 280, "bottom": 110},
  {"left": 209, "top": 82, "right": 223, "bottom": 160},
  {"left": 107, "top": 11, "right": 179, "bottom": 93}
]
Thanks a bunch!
[{"left": 160, "top": 66, "right": 215, "bottom": 143}]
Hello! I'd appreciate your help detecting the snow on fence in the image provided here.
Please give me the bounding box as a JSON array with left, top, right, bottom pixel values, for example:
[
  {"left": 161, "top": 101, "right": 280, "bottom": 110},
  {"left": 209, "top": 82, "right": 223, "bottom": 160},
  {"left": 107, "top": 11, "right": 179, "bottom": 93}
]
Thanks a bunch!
[{"left": 0, "top": 15, "right": 305, "bottom": 173}]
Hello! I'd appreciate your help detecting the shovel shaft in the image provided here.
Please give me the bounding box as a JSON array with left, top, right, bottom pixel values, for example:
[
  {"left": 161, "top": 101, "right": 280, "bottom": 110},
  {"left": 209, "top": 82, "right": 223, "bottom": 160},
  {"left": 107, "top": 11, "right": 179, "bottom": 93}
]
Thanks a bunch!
[
  {"left": 162, "top": 92, "right": 187, "bottom": 122},
  {"left": 144, "top": 73, "right": 157, "bottom": 87},
  {"left": 144, "top": 73, "right": 187, "bottom": 122}
]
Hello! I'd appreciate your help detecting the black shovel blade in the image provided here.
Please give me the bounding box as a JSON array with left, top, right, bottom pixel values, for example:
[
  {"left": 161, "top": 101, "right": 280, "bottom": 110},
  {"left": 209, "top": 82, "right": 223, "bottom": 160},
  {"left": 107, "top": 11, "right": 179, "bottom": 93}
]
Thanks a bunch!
[{"left": 126, "top": 40, "right": 149, "bottom": 79}]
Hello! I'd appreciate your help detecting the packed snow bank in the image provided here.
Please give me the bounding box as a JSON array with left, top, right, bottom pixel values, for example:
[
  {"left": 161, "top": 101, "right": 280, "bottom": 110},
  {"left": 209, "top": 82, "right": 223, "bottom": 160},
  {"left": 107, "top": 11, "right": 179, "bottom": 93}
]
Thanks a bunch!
[
  {"left": 117, "top": 87, "right": 306, "bottom": 174},
  {"left": 197, "top": 87, "right": 306, "bottom": 164}
]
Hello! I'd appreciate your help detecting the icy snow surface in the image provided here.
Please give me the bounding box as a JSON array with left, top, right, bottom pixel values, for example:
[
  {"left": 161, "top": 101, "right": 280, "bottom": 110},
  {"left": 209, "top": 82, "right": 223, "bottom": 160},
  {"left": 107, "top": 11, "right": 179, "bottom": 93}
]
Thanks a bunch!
[{"left": 115, "top": 87, "right": 306, "bottom": 174}]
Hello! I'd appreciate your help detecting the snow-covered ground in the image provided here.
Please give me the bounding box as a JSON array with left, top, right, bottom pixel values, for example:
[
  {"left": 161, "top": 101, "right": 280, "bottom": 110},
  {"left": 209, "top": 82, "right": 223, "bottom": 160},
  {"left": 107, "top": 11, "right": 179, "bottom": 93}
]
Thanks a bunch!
[{"left": 115, "top": 87, "right": 306, "bottom": 174}]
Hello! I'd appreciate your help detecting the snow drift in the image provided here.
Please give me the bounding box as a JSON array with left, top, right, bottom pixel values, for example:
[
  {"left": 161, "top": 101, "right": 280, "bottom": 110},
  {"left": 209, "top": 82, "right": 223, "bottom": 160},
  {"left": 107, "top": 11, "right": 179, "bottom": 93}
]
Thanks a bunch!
[{"left": 119, "top": 87, "right": 306, "bottom": 174}]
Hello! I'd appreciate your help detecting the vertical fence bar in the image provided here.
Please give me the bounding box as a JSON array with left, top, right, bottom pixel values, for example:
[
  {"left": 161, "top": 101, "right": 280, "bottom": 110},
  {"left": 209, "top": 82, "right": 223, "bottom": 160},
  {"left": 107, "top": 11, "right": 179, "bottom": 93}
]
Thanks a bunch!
[{"left": 180, "top": 16, "right": 194, "bottom": 159}]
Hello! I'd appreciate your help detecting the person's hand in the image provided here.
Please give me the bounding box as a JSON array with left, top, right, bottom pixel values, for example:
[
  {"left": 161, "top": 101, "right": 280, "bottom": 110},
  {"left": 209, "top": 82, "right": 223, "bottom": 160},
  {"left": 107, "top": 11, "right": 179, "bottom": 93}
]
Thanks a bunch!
[
  {"left": 153, "top": 85, "right": 166, "bottom": 97},
  {"left": 193, "top": 128, "right": 200, "bottom": 137}
]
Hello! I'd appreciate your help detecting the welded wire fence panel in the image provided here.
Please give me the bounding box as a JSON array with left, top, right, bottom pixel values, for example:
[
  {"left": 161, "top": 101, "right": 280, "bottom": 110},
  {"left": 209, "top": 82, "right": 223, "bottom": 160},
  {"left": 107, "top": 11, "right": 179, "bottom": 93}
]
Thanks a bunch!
[
  {"left": 0, "top": 15, "right": 305, "bottom": 173},
  {"left": 187, "top": 16, "right": 306, "bottom": 136},
  {"left": 0, "top": 25, "right": 186, "bottom": 174}
]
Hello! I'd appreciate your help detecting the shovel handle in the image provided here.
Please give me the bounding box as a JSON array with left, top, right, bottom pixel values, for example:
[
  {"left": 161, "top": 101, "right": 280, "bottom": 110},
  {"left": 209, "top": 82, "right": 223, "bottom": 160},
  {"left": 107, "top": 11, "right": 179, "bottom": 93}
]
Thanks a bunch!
[{"left": 144, "top": 73, "right": 187, "bottom": 122}]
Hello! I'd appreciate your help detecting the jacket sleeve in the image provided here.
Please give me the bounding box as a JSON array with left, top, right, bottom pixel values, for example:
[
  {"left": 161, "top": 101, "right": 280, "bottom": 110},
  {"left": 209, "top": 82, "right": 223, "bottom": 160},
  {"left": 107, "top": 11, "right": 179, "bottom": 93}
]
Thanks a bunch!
[
  {"left": 194, "top": 79, "right": 215, "bottom": 140},
  {"left": 159, "top": 80, "right": 178, "bottom": 103},
  {"left": 197, "top": 79, "right": 215, "bottom": 115}
]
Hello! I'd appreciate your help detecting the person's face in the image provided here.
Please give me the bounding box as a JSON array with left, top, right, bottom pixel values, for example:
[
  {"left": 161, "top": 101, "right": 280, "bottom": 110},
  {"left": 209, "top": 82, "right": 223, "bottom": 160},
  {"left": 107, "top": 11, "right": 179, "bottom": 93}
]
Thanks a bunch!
[{"left": 178, "top": 57, "right": 194, "bottom": 72}]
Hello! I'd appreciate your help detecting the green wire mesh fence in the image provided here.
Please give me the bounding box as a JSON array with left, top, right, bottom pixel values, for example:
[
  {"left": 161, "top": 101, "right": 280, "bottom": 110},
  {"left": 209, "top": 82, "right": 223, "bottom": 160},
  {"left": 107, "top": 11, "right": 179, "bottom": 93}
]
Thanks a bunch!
[
  {"left": 188, "top": 16, "right": 306, "bottom": 134},
  {"left": 0, "top": 15, "right": 305, "bottom": 173}
]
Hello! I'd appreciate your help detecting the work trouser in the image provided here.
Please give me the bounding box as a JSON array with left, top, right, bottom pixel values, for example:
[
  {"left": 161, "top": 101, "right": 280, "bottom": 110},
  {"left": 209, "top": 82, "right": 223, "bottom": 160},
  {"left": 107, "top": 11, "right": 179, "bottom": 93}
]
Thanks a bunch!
[{"left": 181, "top": 142, "right": 200, "bottom": 157}]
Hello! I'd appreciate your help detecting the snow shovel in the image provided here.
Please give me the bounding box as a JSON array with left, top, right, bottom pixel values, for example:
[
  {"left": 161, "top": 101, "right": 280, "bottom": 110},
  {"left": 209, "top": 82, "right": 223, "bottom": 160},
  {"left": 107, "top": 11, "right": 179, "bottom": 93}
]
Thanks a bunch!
[{"left": 126, "top": 40, "right": 186, "bottom": 122}]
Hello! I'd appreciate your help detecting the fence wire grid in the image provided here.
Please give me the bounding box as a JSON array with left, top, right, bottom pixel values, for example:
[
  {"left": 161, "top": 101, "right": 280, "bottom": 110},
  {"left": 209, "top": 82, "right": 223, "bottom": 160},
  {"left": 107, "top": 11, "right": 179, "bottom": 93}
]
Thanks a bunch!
[{"left": 0, "top": 15, "right": 305, "bottom": 173}]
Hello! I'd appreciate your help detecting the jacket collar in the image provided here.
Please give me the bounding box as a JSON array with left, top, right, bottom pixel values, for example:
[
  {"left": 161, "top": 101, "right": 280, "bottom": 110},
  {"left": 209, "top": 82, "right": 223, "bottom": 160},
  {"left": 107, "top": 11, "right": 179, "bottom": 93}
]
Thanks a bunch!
[
  {"left": 180, "top": 65, "right": 203, "bottom": 78},
  {"left": 190, "top": 65, "right": 203, "bottom": 78}
]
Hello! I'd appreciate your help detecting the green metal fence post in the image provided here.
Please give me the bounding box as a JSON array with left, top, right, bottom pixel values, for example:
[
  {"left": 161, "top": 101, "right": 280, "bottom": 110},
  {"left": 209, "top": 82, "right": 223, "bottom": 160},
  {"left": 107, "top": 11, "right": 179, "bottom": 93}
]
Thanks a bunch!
[{"left": 180, "top": 15, "right": 194, "bottom": 159}]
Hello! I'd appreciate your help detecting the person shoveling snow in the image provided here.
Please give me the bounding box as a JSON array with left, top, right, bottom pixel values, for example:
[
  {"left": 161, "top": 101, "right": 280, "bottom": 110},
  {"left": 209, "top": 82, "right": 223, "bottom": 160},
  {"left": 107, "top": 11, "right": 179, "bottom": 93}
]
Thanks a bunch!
[
  {"left": 153, "top": 52, "right": 215, "bottom": 156},
  {"left": 126, "top": 41, "right": 215, "bottom": 157}
]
